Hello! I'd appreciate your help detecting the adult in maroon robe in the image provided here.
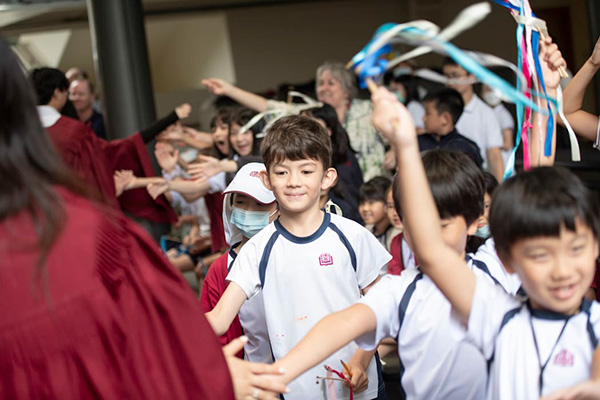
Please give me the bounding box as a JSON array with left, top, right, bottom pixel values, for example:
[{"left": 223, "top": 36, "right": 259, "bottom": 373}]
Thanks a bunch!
[{"left": 0, "top": 188, "right": 234, "bottom": 399}]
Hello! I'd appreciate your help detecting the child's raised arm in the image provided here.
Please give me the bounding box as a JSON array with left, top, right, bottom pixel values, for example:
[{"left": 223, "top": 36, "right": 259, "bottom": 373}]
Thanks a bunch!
[
  {"left": 271, "top": 304, "right": 377, "bottom": 385},
  {"left": 370, "top": 87, "right": 475, "bottom": 322},
  {"left": 561, "top": 36, "right": 600, "bottom": 142},
  {"left": 205, "top": 282, "right": 248, "bottom": 336},
  {"left": 531, "top": 36, "right": 568, "bottom": 167}
]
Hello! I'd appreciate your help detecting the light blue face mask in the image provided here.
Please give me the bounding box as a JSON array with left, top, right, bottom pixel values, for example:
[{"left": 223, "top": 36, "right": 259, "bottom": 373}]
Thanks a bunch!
[
  {"left": 474, "top": 224, "right": 490, "bottom": 239},
  {"left": 231, "top": 207, "right": 272, "bottom": 238},
  {"left": 393, "top": 91, "right": 406, "bottom": 104}
]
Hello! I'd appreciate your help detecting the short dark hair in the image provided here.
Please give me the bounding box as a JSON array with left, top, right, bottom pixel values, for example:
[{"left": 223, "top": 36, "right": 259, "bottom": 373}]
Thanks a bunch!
[
  {"left": 490, "top": 167, "right": 600, "bottom": 260},
  {"left": 303, "top": 103, "right": 354, "bottom": 166},
  {"left": 423, "top": 88, "right": 464, "bottom": 125},
  {"left": 359, "top": 176, "right": 391, "bottom": 204},
  {"left": 393, "top": 149, "right": 484, "bottom": 226},
  {"left": 483, "top": 171, "right": 499, "bottom": 196},
  {"left": 261, "top": 115, "right": 332, "bottom": 171},
  {"left": 230, "top": 107, "right": 265, "bottom": 157},
  {"left": 29, "top": 68, "right": 68, "bottom": 106},
  {"left": 210, "top": 107, "right": 235, "bottom": 130}
]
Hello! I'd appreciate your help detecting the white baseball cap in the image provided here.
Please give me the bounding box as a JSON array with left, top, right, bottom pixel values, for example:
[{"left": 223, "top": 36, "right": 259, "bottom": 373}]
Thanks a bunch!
[{"left": 223, "top": 162, "right": 276, "bottom": 205}]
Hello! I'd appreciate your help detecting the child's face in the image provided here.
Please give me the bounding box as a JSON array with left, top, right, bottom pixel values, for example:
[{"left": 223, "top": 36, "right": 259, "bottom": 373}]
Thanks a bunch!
[
  {"left": 443, "top": 64, "right": 472, "bottom": 96},
  {"left": 359, "top": 199, "right": 387, "bottom": 226},
  {"left": 423, "top": 101, "right": 446, "bottom": 134},
  {"left": 477, "top": 192, "right": 492, "bottom": 228},
  {"left": 229, "top": 123, "right": 254, "bottom": 156},
  {"left": 386, "top": 190, "right": 403, "bottom": 230},
  {"left": 261, "top": 158, "right": 336, "bottom": 215},
  {"left": 232, "top": 193, "right": 277, "bottom": 215},
  {"left": 212, "top": 119, "right": 229, "bottom": 155},
  {"left": 506, "top": 220, "right": 598, "bottom": 315}
]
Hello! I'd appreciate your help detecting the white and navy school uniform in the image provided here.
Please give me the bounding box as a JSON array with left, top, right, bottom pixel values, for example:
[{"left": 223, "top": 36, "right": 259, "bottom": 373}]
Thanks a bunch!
[
  {"left": 227, "top": 212, "right": 391, "bottom": 400},
  {"left": 469, "top": 273, "right": 600, "bottom": 399},
  {"left": 227, "top": 244, "right": 273, "bottom": 364},
  {"left": 356, "top": 258, "right": 500, "bottom": 400},
  {"left": 468, "top": 238, "right": 522, "bottom": 296}
]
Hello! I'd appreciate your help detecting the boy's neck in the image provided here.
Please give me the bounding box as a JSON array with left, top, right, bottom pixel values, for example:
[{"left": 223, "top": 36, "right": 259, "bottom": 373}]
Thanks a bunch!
[
  {"left": 462, "top": 89, "right": 475, "bottom": 105},
  {"left": 432, "top": 126, "right": 454, "bottom": 139},
  {"left": 373, "top": 218, "right": 391, "bottom": 237},
  {"left": 278, "top": 206, "right": 325, "bottom": 237}
]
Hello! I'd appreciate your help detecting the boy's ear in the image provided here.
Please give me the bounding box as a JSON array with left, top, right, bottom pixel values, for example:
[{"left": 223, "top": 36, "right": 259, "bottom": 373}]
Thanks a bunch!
[
  {"left": 320, "top": 167, "right": 338, "bottom": 191},
  {"left": 441, "top": 111, "right": 453, "bottom": 127},
  {"left": 466, "top": 218, "right": 479, "bottom": 236},
  {"left": 259, "top": 170, "right": 272, "bottom": 191}
]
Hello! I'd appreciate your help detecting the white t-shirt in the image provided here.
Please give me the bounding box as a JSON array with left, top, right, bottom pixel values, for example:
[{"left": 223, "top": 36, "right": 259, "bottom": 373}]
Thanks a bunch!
[
  {"left": 407, "top": 100, "right": 425, "bottom": 130},
  {"left": 225, "top": 248, "right": 272, "bottom": 363},
  {"left": 469, "top": 273, "right": 600, "bottom": 399},
  {"left": 455, "top": 95, "right": 504, "bottom": 169},
  {"left": 227, "top": 212, "right": 391, "bottom": 400},
  {"left": 356, "top": 261, "right": 494, "bottom": 400},
  {"left": 493, "top": 104, "right": 515, "bottom": 166},
  {"left": 469, "top": 238, "right": 522, "bottom": 296}
]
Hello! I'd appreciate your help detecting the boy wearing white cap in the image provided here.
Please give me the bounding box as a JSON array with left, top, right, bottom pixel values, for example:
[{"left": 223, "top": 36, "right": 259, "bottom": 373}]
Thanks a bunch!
[{"left": 200, "top": 163, "right": 278, "bottom": 362}]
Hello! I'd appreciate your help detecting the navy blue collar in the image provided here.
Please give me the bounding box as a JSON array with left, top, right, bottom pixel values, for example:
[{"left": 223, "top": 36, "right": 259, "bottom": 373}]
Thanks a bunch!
[
  {"left": 527, "top": 300, "right": 581, "bottom": 321},
  {"left": 275, "top": 212, "right": 330, "bottom": 244}
]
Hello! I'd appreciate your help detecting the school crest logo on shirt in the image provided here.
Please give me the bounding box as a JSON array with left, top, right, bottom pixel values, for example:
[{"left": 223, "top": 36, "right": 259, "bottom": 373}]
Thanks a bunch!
[
  {"left": 319, "top": 253, "right": 333, "bottom": 266},
  {"left": 553, "top": 349, "right": 574, "bottom": 367},
  {"left": 250, "top": 171, "right": 260, "bottom": 178}
]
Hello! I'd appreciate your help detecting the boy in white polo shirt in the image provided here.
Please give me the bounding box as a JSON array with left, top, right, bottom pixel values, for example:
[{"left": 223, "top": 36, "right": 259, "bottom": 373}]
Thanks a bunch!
[
  {"left": 268, "top": 148, "right": 500, "bottom": 400},
  {"left": 206, "top": 115, "right": 391, "bottom": 400},
  {"left": 371, "top": 49, "right": 600, "bottom": 399},
  {"left": 442, "top": 58, "right": 504, "bottom": 181}
]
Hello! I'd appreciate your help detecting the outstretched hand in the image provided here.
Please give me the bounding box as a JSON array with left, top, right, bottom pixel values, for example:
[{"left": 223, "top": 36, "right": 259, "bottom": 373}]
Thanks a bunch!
[
  {"left": 154, "top": 145, "right": 179, "bottom": 173},
  {"left": 188, "top": 155, "right": 222, "bottom": 179},
  {"left": 370, "top": 86, "right": 417, "bottom": 147},
  {"left": 114, "top": 169, "right": 135, "bottom": 197},
  {"left": 175, "top": 103, "right": 192, "bottom": 119},
  {"left": 146, "top": 180, "right": 169, "bottom": 200},
  {"left": 224, "top": 336, "right": 289, "bottom": 400},
  {"left": 202, "top": 78, "right": 233, "bottom": 96},
  {"left": 539, "top": 36, "right": 567, "bottom": 90}
]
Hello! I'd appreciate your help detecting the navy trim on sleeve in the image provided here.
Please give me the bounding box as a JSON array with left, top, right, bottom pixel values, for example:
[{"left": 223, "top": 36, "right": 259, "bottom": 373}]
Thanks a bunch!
[
  {"left": 329, "top": 221, "right": 357, "bottom": 272},
  {"left": 259, "top": 231, "right": 280, "bottom": 287},
  {"left": 581, "top": 297, "right": 599, "bottom": 348},
  {"left": 487, "top": 306, "right": 522, "bottom": 373}
]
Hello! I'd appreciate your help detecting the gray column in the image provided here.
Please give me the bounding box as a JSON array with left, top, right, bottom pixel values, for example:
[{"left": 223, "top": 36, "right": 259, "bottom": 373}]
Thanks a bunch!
[
  {"left": 86, "top": 0, "right": 168, "bottom": 241},
  {"left": 86, "top": 0, "right": 156, "bottom": 139}
]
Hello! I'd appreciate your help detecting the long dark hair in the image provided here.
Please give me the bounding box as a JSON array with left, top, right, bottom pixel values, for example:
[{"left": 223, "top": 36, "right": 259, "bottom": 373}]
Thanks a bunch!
[
  {"left": 304, "top": 103, "right": 354, "bottom": 166},
  {"left": 0, "top": 37, "right": 90, "bottom": 274}
]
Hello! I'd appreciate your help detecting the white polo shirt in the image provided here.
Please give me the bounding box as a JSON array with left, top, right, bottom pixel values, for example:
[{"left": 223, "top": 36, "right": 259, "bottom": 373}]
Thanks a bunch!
[
  {"left": 469, "top": 273, "right": 600, "bottom": 399},
  {"left": 455, "top": 95, "right": 503, "bottom": 169},
  {"left": 407, "top": 100, "right": 425, "bottom": 131},
  {"left": 227, "top": 212, "right": 391, "bottom": 400},
  {"left": 469, "top": 238, "right": 522, "bottom": 296},
  {"left": 356, "top": 260, "right": 497, "bottom": 400}
]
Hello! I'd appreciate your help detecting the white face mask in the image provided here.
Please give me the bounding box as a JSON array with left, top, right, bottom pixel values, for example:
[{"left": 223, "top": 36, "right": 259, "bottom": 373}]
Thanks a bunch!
[{"left": 483, "top": 90, "right": 502, "bottom": 107}]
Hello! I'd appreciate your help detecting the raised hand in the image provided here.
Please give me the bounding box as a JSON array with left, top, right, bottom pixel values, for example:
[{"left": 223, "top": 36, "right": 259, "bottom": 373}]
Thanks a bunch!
[
  {"left": 370, "top": 86, "right": 417, "bottom": 147},
  {"left": 539, "top": 36, "right": 567, "bottom": 90},
  {"left": 223, "top": 336, "right": 288, "bottom": 400},
  {"left": 188, "top": 155, "right": 222, "bottom": 179},
  {"left": 202, "top": 78, "right": 233, "bottom": 96},
  {"left": 175, "top": 103, "right": 192, "bottom": 119},
  {"left": 155, "top": 144, "right": 179, "bottom": 173}
]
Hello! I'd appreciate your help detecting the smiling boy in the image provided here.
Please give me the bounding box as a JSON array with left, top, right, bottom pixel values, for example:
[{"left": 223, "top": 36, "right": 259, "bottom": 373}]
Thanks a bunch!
[{"left": 206, "top": 115, "right": 391, "bottom": 400}]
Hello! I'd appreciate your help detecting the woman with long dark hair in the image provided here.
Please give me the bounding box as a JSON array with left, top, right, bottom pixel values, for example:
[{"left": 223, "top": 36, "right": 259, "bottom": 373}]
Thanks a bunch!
[{"left": 0, "top": 36, "right": 285, "bottom": 400}]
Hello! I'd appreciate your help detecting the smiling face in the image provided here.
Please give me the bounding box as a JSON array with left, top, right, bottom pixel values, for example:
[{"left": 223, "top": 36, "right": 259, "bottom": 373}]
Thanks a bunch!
[
  {"left": 211, "top": 118, "right": 230, "bottom": 155},
  {"left": 386, "top": 189, "right": 403, "bottom": 230},
  {"left": 260, "top": 158, "right": 336, "bottom": 216},
  {"left": 359, "top": 199, "right": 387, "bottom": 227},
  {"left": 316, "top": 70, "right": 348, "bottom": 109},
  {"left": 506, "top": 220, "right": 598, "bottom": 315},
  {"left": 229, "top": 122, "right": 254, "bottom": 156},
  {"left": 68, "top": 80, "right": 94, "bottom": 113}
]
